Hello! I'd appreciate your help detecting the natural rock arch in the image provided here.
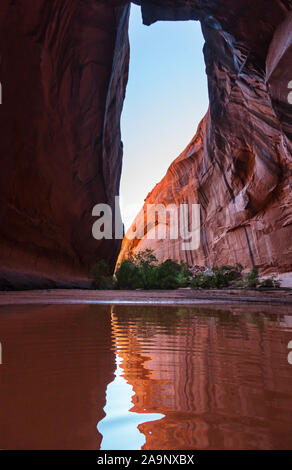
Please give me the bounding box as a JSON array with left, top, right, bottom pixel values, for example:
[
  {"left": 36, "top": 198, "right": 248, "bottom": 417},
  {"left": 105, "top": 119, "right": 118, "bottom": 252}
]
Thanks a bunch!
[
  {"left": 120, "top": 1, "right": 292, "bottom": 276},
  {"left": 0, "top": 1, "right": 291, "bottom": 288}
]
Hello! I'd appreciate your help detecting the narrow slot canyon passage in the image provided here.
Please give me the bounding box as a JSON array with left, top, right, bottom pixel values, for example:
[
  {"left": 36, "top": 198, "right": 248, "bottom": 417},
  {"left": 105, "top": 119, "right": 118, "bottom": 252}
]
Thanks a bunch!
[
  {"left": 0, "top": 1, "right": 290, "bottom": 287},
  {"left": 0, "top": 2, "right": 292, "bottom": 455},
  {"left": 119, "top": 4, "right": 209, "bottom": 231}
]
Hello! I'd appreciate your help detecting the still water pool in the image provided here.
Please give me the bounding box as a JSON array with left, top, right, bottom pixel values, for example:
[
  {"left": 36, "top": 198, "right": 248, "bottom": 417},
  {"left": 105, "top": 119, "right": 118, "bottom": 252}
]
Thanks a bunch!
[{"left": 0, "top": 303, "right": 292, "bottom": 449}]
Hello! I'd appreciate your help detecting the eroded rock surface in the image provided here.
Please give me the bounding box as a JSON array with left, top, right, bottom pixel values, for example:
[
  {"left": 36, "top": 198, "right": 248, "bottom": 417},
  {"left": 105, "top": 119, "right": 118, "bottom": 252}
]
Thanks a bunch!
[
  {"left": 119, "top": 1, "right": 292, "bottom": 276},
  {"left": 0, "top": 0, "right": 130, "bottom": 288},
  {"left": 0, "top": 1, "right": 291, "bottom": 288}
]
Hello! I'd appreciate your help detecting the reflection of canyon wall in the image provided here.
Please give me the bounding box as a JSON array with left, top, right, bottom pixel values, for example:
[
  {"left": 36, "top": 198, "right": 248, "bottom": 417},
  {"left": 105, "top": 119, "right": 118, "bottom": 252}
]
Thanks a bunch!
[
  {"left": 0, "top": 1, "right": 291, "bottom": 288},
  {"left": 119, "top": 2, "right": 292, "bottom": 275},
  {"left": 112, "top": 305, "right": 292, "bottom": 450},
  {"left": 0, "top": 304, "right": 114, "bottom": 449},
  {"left": 0, "top": 1, "right": 129, "bottom": 288}
]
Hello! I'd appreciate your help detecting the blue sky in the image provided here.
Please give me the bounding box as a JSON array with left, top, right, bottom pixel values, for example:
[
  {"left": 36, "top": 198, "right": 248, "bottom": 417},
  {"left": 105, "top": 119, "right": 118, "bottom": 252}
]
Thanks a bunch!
[{"left": 120, "top": 4, "right": 209, "bottom": 229}]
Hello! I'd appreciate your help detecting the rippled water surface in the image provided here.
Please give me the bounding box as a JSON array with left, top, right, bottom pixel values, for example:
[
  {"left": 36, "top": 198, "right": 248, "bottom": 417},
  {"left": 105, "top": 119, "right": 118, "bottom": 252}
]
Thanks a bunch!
[{"left": 0, "top": 303, "right": 292, "bottom": 449}]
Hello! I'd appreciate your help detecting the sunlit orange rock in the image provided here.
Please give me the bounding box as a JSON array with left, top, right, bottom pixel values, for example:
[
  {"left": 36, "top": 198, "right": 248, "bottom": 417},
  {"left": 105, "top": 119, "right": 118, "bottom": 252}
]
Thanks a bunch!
[
  {"left": 118, "top": 2, "right": 292, "bottom": 278},
  {"left": 0, "top": 0, "right": 130, "bottom": 288},
  {"left": 0, "top": 1, "right": 291, "bottom": 287}
]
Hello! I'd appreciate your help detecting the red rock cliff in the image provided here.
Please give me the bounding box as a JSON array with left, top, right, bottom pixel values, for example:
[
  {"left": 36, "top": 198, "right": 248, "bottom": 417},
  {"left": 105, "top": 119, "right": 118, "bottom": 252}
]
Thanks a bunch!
[
  {"left": 0, "top": 0, "right": 130, "bottom": 288},
  {"left": 119, "top": 1, "right": 292, "bottom": 277},
  {"left": 0, "top": 1, "right": 291, "bottom": 288}
]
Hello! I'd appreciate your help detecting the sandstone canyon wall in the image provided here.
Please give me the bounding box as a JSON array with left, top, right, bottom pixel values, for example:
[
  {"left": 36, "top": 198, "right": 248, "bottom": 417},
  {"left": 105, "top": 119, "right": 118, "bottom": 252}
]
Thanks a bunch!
[
  {"left": 0, "top": 1, "right": 291, "bottom": 289},
  {"left": 0, "top": 0, "right": 130, "bottom": 288},
  {"left": 119, "top": 1, "right": 292, "bottom": 277}
]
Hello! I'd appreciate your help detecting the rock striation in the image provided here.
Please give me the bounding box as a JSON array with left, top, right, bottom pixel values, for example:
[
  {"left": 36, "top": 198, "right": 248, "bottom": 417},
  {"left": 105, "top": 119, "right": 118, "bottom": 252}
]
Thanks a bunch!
[
  {"left": 0, "top": 1, "right": 291, "bottom": 288},
  {"left": 0, "top": 0, "right": 130, "bottom": 288},
  {"left": 119, "top": 1, "right": 292, "bottom": 277}
]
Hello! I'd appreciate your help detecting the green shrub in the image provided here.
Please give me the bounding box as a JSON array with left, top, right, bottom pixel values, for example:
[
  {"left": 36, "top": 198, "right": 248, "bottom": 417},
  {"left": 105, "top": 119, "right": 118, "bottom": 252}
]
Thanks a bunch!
[
  {"left": 213, "top": 271, "right": 230, "bottom": 288},
  {"left": 91, "top": 260, "right": 113, "bottom": 290},
  {"left": 176, "top": 271, "right": 190, "bottom": 288},
  {"left": 215, "top": 264, "right": 243, "bottom": 282},
  {"left": 116, "top": 251, "right": 192, "bottom": 290},
  {"left": 138, "top": 263, "right": 158, "bottom": 290},
  {"left": 259, "top": 276, "right": 281, "bottom": 288},
  {"left": 91, "top": 253, "right": 280, "bottom": 292},
  {"left": 244, "top": 267, "right": 259, "bottom": 288},
  {"left": 177, "top": 261, "right": 193, "bottom": 287},
  {"left": 191, "top": 272, "right": 215, "bottom": 289},
  {"left": 128, "top": 249, "right": 159, "bottom": 289},
  {"left": 155, "top": 259, "right": 181, "bottom": 289},
  {"left": 191, "top": 263, "right": 243, "bottom": 290},
  {"left": 114, "top": 259, "right": 141, "bottom": 290}
]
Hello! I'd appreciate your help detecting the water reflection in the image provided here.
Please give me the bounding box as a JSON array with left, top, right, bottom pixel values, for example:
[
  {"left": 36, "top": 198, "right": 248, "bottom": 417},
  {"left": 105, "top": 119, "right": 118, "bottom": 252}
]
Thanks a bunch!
[
  {"left": 0, "top": 303, "right": 292, "bottom": 449},
  {"left": 0, "top": 304, "right": 114, "bottom": 449},
  {"left": 98, "top": 308, "right": 164, "bottom": 449},
  {"left": 98, "top": 355, "right": 164, "bottom": 450},
  {"left": 99, "top": 305, "right": 292, "bottom": 450}
]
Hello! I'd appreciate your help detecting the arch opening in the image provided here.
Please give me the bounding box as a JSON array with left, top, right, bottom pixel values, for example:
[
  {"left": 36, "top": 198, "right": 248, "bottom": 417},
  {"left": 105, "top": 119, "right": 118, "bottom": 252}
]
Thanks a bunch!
[{"left": 119, "top": 4, "right": 209, "bottom": 231}]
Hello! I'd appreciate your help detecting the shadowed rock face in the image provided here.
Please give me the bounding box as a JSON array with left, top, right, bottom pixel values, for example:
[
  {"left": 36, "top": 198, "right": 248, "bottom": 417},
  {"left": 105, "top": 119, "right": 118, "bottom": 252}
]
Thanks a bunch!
[
  {"left": 0, "top": 0, "right": 130, "bottom": 288},
  {"left": 119, "top": 1, "right": 292, "bottom": 275},
  {"left": 0, "top": 1, "right": 291, "bottom": 288}
]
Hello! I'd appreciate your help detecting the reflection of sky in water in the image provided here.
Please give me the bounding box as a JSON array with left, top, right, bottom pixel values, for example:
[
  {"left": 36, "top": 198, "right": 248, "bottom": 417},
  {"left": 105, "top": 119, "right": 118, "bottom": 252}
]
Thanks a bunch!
[{"left": 98, "top": 354, "right": 164, "bottom": 450}]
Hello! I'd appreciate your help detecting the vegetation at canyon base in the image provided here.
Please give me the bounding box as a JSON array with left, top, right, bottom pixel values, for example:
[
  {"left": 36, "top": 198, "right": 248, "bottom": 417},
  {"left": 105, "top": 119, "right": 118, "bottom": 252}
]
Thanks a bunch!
[
  {"left": 91, "top": 249, "right": 281, "bottom": 290},
  {"left": 114, "top": 251, "right": 191, "bottom": 290}
]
